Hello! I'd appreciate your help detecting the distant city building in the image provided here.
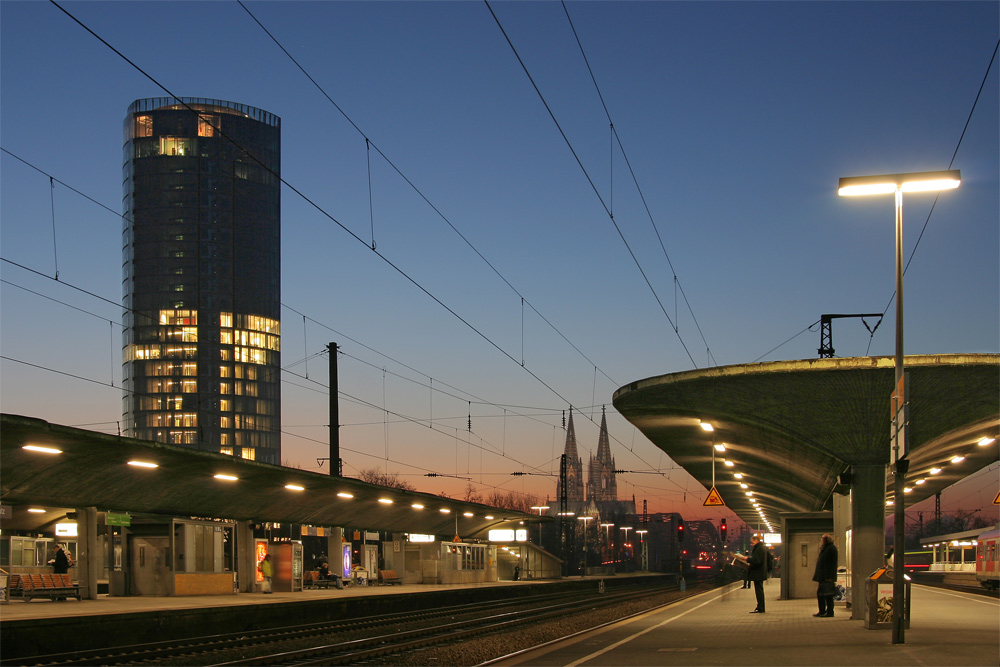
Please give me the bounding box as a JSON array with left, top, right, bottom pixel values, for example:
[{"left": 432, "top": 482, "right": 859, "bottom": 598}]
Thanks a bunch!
[{"left": 121, "top": 98, "right": 281, "bottom": 464}]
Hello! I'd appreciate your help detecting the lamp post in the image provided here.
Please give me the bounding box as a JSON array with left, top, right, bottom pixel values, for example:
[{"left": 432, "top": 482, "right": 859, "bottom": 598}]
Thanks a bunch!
[
  {"left": 838, "top": 169, "right": 961, "bottom": 645},
  {"left": 531, "top": 504, "right": 549, "bottom": 546},
  {"left": 578, "top": 516, "right": 593, "bottom": 575},
  {"left": 600, "top": 523, "right": 613, "bottom": 564},
  {"left": 620, "top": 526, "right": 632, "bottom": 572},
  {"left": 636, "top": 529, "right": 648, "bottom": 572}
]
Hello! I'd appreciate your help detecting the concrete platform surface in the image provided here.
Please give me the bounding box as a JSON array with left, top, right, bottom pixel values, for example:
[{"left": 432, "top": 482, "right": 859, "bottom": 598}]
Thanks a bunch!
[
  {"left": 495, "top": 581, "right": 1000, "bottom": 666},
  {"left": 0, "top": 578, "right": 535, "bottom": 621}
]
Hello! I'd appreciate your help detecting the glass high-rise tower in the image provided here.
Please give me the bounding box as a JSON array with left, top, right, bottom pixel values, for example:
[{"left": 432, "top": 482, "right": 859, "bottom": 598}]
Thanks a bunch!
[{"left": 122, "top": 98, "right": 281, "bottom": 464}]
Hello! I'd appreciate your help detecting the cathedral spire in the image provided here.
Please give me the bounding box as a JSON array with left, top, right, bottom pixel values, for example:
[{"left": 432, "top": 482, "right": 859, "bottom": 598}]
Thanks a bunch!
[
  {"left": 557, "top": 407, "right": 585, "bottom": 504},
  {"left": 587, "top": 406, "right": 618, "bottom": 502},
  {"left": 564, "top": 408, "right": 579, "bottom": 459},
  {"left": 596, "top": 406, "right": 612, "bottom": 460}
]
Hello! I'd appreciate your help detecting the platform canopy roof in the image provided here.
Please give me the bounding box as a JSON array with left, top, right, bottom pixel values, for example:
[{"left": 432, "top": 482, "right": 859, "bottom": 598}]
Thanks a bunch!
[
  {"left": 612, "top": 354, "right": 999, "bottom": 529},
  {"left": 0, "top": 414, "right": 545, "bottom": 538}
]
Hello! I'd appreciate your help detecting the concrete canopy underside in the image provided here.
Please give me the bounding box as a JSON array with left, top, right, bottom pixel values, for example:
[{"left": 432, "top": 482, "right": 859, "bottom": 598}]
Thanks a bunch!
[
  {"left": 612, "top": 354, "right": 999, "bottom": 528},
  {"left": 0, "top": 414, "right": 543, "bottom": 538}
]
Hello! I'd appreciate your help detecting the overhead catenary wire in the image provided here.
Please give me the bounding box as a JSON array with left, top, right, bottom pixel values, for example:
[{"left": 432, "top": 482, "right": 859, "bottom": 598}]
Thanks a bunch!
[
  {"left": 1, "top": 351, "right": 553, "bottom": 501},
  {"left": 49, "top": 177, "right": 59, "bottom": 280},
  {"left": 485, "top": 0, "right": 698, "bottom": 369},
  {"left": 1, "top": 149, "right": 622, "bottom": 473},
  {"left": 761, "top": 39, "right": 998, "bottom": 363},
  {"left": 37, "top": 3, "right": 687, "bottom": 496},
  {"left": 47, "top": 0, "right": 604, "bottom": 437},
  {"left": 878, "top": 38, "right": 1000, "bottom": 320},
  {"left": 559, "top": 0, "right": 718, "bottom": 367},
  {"left": 2, "top": 253, "right": 565, "bottom": 482},
  {"left": 237, "top": 0, "right": 617, "bottom": 391}
]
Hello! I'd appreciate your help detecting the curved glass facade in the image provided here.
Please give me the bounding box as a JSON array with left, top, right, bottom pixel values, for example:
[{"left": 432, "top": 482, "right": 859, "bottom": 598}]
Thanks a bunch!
[{"left": 122, "top": 98, "right": 281, "bottom": 464}]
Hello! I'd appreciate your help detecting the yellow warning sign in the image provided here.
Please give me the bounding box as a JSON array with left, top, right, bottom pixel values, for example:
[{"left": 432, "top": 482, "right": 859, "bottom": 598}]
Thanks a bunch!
[
  {"left": 704, "top": 486, "right": 726, "bottom": 507},
  {"left": 993, "top": 490, "right": 999, "bottom": 505}
]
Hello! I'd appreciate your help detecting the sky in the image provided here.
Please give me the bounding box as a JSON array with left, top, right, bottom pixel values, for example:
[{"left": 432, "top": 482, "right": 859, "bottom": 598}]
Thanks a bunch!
[{"left": 1, "top": 1, "right": 997, "bottom": 528}]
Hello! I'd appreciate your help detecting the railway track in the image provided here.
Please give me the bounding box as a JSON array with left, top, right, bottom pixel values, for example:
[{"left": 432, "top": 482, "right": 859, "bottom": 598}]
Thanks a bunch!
[
  {"left": 6, "top": 577, "right": 715, "bottom": 666},
  {"left": 919, "top": 580, "right": 1000, "bottom": 598}
]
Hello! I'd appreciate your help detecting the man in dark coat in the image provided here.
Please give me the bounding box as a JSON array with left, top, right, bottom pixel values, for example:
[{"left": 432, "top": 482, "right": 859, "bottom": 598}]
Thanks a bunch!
[
  {"left": 51, "top": 544, "right": 71, "bottom": 574},
  {"left": 812, "top": 534, "right": 839, "bottom": 617},
  {"left": 746, "top": 534, "right": 768, "bottom": 613}
]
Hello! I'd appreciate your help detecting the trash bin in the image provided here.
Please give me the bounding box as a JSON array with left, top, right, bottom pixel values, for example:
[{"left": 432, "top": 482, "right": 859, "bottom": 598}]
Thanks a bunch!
[{"left": 864, "top": 567, "right": 910, "bottom": 630}]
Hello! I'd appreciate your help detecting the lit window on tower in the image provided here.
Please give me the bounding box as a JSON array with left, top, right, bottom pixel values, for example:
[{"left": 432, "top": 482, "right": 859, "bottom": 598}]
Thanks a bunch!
[
  {"left": 197, "top": 115, "right": 219, "bottom": 137},
  {"left": 159, "top": 137, "right": 194, "bottom": 156},
  {"left": 135, "top": 115, "right": 153, "bottom": 137}
]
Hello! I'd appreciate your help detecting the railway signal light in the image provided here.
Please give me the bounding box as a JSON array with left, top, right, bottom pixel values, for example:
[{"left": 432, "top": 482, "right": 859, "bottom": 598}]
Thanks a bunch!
[
  {"left": 720, "top": 518, "right": 727, "bottom": 541},
  {"left": 677, "top": 519, "right": 685, "bottom": 542}
]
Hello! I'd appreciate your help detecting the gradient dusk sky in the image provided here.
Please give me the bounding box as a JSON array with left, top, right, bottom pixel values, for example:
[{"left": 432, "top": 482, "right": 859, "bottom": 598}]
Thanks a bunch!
[{"left": 2, "top": 1, "right": 997, "bottom": 526}]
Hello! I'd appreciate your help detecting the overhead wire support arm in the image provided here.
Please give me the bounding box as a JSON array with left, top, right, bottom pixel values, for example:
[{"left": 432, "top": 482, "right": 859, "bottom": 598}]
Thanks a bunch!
[{"left": 818, "top": 313, "right": 884, "bottom": 358}]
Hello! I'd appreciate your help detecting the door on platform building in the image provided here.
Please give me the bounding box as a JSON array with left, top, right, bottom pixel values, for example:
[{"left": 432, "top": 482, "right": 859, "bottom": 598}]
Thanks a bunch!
[
  {"left": 130, "top": 536, "right": 169, "bottom": 596},
  {"left": 789, "top": 531, "right": 825, "bottom": 599},
  {"left": 363, "top": 544, "right": 378, "bottom": 578}
]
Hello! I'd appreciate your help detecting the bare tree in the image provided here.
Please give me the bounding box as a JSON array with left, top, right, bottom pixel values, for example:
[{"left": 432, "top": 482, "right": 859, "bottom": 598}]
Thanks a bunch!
[
  {"left": 484, "top": 490, "right": 540, "bottom": 513},
  {"left": 462, "top": 483, "right": 483, "bottom": 504},
  {"left": 356, "top": 467, "right": 416, "bottom": 491}
]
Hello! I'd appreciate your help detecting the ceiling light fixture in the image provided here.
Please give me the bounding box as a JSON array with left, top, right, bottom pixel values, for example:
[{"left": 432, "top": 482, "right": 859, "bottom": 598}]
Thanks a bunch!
[{"left": 23, "top": 445, "right": 62, "bottom": 454}]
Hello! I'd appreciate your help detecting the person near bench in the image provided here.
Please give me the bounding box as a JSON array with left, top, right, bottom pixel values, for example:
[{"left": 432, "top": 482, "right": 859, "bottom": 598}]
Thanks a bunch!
[{"left": 50, "top": 544, "right": 73, "bottom": 574}]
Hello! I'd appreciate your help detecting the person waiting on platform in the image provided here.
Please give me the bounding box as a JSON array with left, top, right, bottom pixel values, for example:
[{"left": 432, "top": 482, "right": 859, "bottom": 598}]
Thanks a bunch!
[
  {"left": 812, "top": 534, "right": 838, "bottom": 617},
  {"left": 258, "top": 553, "right": 273, "bottom": 593},
  {"left": 734, "top": 535, "right": 768, "bottom": 613},
  {"left": 49, "top": 544, "right": 73, "bottom": 574}
]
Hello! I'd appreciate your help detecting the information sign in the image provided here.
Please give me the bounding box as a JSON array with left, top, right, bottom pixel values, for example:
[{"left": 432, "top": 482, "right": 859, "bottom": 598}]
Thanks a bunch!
[{"left": 106, "top": 512, "right": 131, "bottom": 526}]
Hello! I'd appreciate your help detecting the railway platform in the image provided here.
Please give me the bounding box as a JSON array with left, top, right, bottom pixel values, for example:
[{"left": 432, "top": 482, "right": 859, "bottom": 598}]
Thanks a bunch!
[
  {"left": 0, "top": 574, "right": 641, "bottom": 661},
  {"left": 1, "top": 576, "right": 996, "bottom": 665},
  {"left": 494, "top": 580, "right": 999, "bottom": 667}
]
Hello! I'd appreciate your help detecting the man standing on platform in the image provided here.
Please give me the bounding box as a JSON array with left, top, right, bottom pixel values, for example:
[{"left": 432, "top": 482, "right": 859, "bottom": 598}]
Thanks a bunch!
[
  {"left": 745, "top": 534, "right": 768, "bottom": 613},
  {"left": 812, "top": 534, "right": 838, "bottom": 617},
  {"left": 50, "top": 544, "right": 72, "bottom": 574}
]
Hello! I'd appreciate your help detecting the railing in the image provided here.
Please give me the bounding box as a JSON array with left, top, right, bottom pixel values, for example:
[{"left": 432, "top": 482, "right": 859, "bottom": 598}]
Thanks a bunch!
[{"left": 127, "top": 98, "right": 280, "bottom": 127}]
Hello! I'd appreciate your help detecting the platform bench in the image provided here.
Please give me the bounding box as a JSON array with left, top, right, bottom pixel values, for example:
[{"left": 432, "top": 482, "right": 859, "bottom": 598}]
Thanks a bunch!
[
  {"left": 304, "top": 570, "right": 342, "bottom": 589},
  {"left": 9, "top": 574, "right": 81, "bottom": 601},
  {"left": 378, "top": 569, "right": 402, "bottom": 585}
]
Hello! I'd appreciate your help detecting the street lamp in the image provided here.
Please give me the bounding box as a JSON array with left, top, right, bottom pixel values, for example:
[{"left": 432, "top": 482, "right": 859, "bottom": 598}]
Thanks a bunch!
[
  {"left": 600, "top": 522, "right": 614, "bottom": 563},
  {"left": 531, "top": 504, "right": 549, "bottom": 546},
  {"left": 578, "top": 516, "right": 593, "bottom": 575},
  {"left": 838, "top": 168, "right": 960, "bottom": 645},
  {"left": 620, "top": 526, "right": 632, "bottom": 571}
]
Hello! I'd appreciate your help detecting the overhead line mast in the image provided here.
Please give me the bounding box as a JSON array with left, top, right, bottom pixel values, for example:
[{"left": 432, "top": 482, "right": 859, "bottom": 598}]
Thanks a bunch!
[{"left": 817, "top": 313, "right": 884, "bottom": 358}]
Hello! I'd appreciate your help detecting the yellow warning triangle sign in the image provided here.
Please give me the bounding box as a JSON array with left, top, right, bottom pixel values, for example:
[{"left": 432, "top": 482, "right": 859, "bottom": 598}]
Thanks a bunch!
[
  {"left": 993, "top": 490, "right": 1000, "bottom": 505},
  {"left": 704, "top": 486, "right": 726, "bottom": 507}
]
